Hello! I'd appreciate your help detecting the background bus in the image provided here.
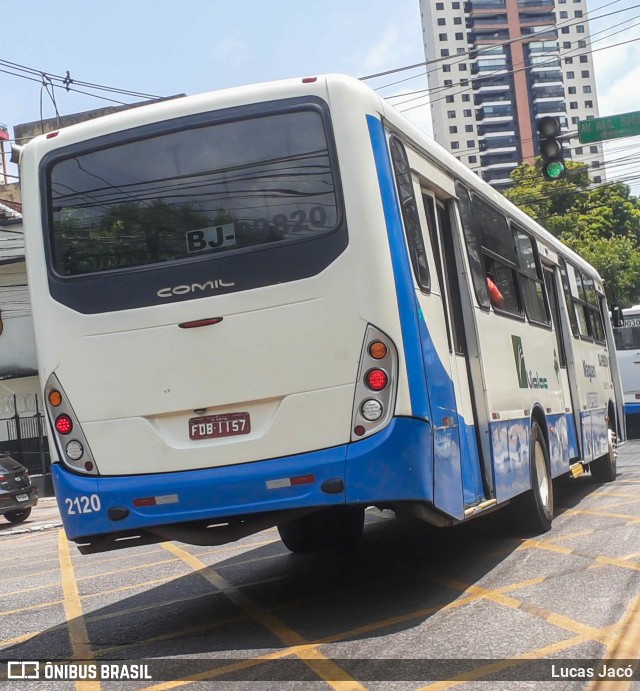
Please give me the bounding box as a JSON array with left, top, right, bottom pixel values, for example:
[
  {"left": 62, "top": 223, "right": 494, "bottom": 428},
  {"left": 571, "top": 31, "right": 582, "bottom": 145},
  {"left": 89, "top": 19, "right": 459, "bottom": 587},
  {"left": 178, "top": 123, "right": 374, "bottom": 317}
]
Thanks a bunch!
[
  {"left": 613, "top": 305, "right": 640, "bottom": 438},
  {"left": 16, "top": 74, "right": 623, "bottom": 555}
]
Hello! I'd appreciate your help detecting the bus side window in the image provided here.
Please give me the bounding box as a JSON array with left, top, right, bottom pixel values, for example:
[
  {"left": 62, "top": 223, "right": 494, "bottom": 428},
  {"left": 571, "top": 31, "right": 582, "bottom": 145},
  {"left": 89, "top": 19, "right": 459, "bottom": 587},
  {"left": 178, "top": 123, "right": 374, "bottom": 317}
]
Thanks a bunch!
[
  {"left": 455, "top": 181, "right": 490, "bottom": 310},
  {"left": 512, "top": 227, "right": 550, "bottom": 325},
  {"left": 471, "top": 195, "right": 522, "bottom": 317},
  {"left": 544, "top": 268, "right": 567, "bottom": 368},
  {"left": 559, "top": 258, "right": 581, "bottom": 338},
  {"left": 389, "top": 135, "right": 430, "bottom": 292}
]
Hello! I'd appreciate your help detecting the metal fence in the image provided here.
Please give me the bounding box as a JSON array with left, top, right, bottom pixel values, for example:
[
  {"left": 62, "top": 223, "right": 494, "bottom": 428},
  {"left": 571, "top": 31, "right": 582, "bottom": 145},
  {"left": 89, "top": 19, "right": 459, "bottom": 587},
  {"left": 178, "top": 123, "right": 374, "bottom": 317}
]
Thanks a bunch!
[{"left": 0, "top": 393, "right": 51, "bottom": 493}]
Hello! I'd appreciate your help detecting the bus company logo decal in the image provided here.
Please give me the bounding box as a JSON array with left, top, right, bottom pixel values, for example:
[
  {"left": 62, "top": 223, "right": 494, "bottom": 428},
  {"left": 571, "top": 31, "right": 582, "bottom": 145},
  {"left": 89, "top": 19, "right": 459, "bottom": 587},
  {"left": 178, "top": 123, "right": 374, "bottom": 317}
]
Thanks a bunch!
[
  {"left": 511, "top": 335, "right": 548, "bottom": 390},
  {"left": 157, "top": 280, "right": 235, "bottom": 298},
  {"left": 583, "top": 360, "right": 597, "bottom": 381}
]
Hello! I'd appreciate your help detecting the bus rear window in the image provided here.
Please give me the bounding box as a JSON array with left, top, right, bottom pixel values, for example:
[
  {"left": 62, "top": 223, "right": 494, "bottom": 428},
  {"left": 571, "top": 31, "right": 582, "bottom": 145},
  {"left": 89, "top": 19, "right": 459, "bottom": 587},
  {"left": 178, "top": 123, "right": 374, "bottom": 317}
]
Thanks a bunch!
[
  {"left": 48, "top": 109, "right": 339, "bottom": 276},
  {"left": 615, "top": 325, "right": 640, "bottom": 350}
]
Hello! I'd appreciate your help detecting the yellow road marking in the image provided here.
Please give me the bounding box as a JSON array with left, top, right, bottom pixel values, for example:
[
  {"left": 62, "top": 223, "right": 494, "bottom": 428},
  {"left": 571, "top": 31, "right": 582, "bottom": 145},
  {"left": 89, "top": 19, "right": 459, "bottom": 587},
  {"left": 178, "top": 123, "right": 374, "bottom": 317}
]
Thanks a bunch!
[
  {"left": 81, "top": 576, "right": 174, "bottom": 598},
  {"left": 427, "top": 572, "right": 609, "bottom": 641},
  {"left": 75, "top": 557, "right": 182, "bottom": 581},
  {"left": 589, "top": 592, "right": 640, "bottom": 691},
  {"left": 0, "top": 564, "right": 67, "bottom": 587},
  {"left": 161, "top": 542, "right": 366, "bottom": 691},
  {"left": 413, "top": 623, "right": 622, "bottom": 691},
  {"left": 562, "top": 508, "right": 640, "bottom": 522},
  {"left": 0, "top": 598, "right": 64, "bottom": 617},
  {"left": 58, "top": 530, "right": 101, "bottom": 691},
  {"left": 197, "top": 536, "right": 280, "bottom": 558},
  {"left": 0, "top": 631, "right": 41, "bottom": 647}
]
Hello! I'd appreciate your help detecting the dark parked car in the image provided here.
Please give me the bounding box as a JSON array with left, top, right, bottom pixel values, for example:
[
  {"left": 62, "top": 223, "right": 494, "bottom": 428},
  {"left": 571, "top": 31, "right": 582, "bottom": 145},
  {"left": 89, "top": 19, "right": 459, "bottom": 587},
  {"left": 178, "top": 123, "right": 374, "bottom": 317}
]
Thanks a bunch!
[{"left": 0, "top": 453, "right": 38, "bottom": 524}]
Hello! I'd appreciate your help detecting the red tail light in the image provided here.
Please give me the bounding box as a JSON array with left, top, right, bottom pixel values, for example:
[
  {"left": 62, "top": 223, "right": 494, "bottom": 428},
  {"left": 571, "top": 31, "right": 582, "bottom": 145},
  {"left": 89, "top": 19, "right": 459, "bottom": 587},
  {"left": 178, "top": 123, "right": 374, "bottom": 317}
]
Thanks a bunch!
[
  {"left": 55, "top": 414, "right": 73, "bottom": 435},
  {"left": 365, "top": 368, "right": 388, "bottom": 391}
]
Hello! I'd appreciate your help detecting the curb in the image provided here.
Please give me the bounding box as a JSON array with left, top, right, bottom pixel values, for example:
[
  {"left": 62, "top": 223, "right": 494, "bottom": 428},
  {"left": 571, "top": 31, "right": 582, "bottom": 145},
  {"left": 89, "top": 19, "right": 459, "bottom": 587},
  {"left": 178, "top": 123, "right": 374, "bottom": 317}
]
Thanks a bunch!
[{"left": 0, "top": 522, "right": 63, "bottom": 537}]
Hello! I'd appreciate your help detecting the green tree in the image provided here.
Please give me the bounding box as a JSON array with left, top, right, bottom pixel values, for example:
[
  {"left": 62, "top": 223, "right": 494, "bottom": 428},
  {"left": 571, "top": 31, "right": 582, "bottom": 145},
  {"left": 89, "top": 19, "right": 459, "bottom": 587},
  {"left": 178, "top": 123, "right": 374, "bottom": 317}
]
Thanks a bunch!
[{"left": 504, "top": 159, "right": 640, "bottom": 307}]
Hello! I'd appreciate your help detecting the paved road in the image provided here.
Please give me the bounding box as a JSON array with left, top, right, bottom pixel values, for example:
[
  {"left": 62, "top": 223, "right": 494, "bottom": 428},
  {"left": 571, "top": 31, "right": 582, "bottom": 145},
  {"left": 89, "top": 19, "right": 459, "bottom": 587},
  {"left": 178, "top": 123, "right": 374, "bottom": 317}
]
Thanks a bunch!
[{"left": 1, "top": 443, "right": 640, "bottom": 689}]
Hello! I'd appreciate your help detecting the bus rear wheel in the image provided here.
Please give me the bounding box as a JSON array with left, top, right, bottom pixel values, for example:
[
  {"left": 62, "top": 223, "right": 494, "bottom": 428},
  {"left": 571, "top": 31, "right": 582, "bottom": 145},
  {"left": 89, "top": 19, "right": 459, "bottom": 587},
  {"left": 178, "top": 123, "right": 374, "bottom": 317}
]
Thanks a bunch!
[
  {"left": 278, "top": 506, "right": 364, "bottom": 553},
  {"left": 590, "top": 425, "right": 617, "bottom": 483},
  {"left": 515, "top": 421, "right": 553, "bottom": 534}
]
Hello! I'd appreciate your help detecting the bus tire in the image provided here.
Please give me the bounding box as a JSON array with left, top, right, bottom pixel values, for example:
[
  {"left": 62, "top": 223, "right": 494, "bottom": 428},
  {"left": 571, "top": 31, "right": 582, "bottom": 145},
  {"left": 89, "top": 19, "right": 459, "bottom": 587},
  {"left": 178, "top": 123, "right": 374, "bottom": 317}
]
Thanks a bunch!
[
  {"left": 590, "top": 425, "right": 617, "bottom": 483},
  {"left": 517, "top": 421, "right": 553, "bottom": 534},
  {"left": 278, "top": 506, "right": 364, "bottom": 553},
  {"left": 4, "top": 507, "right": 32, "bottom": 524}
]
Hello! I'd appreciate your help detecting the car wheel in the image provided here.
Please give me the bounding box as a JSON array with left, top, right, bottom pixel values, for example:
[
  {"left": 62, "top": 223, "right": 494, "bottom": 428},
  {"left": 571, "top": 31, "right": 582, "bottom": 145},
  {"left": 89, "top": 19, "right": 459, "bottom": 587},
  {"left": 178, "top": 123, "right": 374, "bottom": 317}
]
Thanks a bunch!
[
  {"left": 4, "top": 507, "right": 32, "bottom": 524},
  {"left": 590, "top": 425, "right": 617, "bottom": 483},
  {"left": 278, "top": 506, "right": 364, "bottom": 553}
]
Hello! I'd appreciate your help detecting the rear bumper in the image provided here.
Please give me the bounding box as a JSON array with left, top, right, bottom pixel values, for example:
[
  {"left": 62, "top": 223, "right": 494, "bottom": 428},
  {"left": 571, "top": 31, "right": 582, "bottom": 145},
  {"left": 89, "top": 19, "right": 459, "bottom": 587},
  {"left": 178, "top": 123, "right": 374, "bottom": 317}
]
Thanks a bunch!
[
  {"left": 0, "top": 488, "right": 38, "bottom": 515},
  {"left": 52, "top": 416, "right": 434, "bottom": 541}
]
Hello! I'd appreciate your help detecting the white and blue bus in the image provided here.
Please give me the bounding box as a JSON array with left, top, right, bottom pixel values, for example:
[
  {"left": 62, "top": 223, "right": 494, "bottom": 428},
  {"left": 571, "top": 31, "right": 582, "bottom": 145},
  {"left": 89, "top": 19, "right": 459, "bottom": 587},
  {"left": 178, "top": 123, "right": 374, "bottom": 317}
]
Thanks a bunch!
[
  {"left": 613, "top": 305, "right": 640, "bottom": 436},
  {"left": 16, "top": 75, "right": 623, "bottom": 554}
]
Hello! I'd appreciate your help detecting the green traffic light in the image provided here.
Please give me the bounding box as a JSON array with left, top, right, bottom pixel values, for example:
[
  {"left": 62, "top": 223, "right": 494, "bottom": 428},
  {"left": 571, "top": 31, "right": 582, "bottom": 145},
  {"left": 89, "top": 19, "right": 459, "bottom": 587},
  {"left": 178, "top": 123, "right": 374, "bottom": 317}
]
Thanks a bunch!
[{"left": 545, "top": 160, "right": 565, "bottom": 179}]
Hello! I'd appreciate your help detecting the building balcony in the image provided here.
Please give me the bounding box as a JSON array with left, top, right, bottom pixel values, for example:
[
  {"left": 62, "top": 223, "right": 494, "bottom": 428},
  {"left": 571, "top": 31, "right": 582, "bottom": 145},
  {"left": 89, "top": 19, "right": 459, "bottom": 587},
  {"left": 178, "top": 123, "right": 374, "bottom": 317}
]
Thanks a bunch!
[
  {"left": 468, "top": 17, "right": 509, "bottom": 29},
  {"left": 478, "top": 134, "right": 517, "bottom": 149},
  {"left": 528, "top": 69, "right": 563, "bottom": 82},
  {"left": 532, "top": 87, "right": 565, "bottom": 100},
  {"left": 480, "top": 160, "right": 519, "bottom": 172},
  {"left": 469, "top": 29, "right": 510, "bottom": 42},
  {"left": 482, "top": 169, "right": 516, "bottom": 184},
  {"left": 518, "top": 0, "right": 554, "bottom": 8},
  {"left": 474, "top": 93, "right": 513, "bottom": 106},
  {"left": 534, "top": 101, "right": 566, "bottom": 115},
  {"left": 478, "top": 122, "right": 516, "bottom": 136},
  {"left": 465, "top": 1, "right": 507, "bottom": 13},
  {"left": 472, "top": 75, "right": 513, "bottom": 90},
  {"left": 471, "top": 62, "right": 509, "bottom": 75}
]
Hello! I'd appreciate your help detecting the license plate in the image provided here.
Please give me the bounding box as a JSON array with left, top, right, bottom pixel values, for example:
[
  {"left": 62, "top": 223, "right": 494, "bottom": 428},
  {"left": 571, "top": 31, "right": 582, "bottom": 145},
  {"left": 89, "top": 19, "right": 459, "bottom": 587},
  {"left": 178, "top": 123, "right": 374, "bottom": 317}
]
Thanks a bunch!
[
  {"left": 189, "top": 412, "right": 251, "bottom": 440},
  {"left": 16, "top": 494, "right": 29, "bottom": 502}
]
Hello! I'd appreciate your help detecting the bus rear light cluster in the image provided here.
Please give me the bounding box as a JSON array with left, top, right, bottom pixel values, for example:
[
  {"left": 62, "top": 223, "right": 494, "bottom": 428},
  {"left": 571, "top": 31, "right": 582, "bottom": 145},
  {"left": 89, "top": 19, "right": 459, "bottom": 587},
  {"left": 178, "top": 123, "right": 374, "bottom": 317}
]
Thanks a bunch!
[
  {"left": 44, "top": 373, "right": 98, "bottom": 475},
  {"left": 351, "top": 326, "right": 398, "bottom": 441}
]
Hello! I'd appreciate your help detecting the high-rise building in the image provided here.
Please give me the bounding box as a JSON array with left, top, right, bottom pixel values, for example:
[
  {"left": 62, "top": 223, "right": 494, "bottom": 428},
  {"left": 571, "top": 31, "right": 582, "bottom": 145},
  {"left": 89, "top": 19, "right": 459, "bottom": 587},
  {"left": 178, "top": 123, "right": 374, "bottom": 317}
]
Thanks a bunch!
[{"left": 419, "top": 0, "right": 604, "bottom": 190}]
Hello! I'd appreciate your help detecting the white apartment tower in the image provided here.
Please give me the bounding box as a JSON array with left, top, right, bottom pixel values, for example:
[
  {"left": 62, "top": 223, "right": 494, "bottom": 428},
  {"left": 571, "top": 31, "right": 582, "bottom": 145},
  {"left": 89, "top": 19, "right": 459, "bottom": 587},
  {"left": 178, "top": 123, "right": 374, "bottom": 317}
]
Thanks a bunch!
[{"left": 419, "top": 0, "right": 604, "bottom": 190}]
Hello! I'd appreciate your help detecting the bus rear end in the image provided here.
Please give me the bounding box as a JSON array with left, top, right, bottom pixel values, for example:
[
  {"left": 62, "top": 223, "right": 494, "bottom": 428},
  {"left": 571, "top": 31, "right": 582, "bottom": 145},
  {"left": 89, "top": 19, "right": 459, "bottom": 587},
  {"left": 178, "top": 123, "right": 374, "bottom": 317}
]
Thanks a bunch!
[
  {"left": 613, "top": 308, "right": 640, "bottom": 437},
  {"left": 20, "top": 77, "right": 408, "bottom": 552}
]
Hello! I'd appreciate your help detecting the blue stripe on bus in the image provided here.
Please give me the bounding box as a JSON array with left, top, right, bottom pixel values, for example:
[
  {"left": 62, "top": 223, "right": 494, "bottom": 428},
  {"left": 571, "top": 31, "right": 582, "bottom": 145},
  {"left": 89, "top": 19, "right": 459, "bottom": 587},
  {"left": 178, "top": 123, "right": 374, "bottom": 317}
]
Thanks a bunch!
[
  {"left": 366, "top": 114, "right": 430, "bottom": 419},
  {"left": 52, "top": 417, "right": 437, "bottom": 541}
]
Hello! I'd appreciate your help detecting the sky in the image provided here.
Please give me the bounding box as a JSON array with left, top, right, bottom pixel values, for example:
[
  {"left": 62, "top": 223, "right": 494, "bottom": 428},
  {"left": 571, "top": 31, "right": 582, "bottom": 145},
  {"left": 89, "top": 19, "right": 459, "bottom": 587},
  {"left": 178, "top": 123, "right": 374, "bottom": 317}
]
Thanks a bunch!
[{"left": 1, "top": 0, "right": 639, "bottom": 189}]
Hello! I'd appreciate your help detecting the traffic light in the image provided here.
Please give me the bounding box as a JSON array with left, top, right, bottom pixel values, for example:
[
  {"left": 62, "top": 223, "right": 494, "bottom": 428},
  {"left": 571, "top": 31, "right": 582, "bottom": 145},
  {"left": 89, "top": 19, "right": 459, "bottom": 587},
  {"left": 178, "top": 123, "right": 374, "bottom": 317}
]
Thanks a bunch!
[{"left": 537, "top": 116, "right": 566, "bottom": 180}]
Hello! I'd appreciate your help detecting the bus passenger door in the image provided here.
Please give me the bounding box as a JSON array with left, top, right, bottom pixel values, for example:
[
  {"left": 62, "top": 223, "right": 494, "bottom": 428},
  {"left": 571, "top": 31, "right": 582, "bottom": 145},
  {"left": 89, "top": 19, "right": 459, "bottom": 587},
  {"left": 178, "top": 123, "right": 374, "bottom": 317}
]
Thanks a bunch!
[
  {"left": 544, "top": 267, "right": 580, "bottom": 462},
  {"left": 418, "top": 191, "right": 485, "bottom": 518}
]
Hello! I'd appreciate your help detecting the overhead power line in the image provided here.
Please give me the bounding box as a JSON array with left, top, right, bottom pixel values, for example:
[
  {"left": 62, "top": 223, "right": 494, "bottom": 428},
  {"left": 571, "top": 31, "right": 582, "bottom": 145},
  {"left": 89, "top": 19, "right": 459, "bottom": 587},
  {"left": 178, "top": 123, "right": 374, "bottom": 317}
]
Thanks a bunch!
[{"left": 361, "top": 0, "right": 636, "bottom": 85}]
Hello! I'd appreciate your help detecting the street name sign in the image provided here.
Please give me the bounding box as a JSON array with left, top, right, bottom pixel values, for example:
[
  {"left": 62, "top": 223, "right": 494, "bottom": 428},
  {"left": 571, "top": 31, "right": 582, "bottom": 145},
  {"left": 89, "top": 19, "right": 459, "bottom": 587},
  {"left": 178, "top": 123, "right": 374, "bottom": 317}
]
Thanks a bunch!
[{"left": 578, "top": 111, "right": 640, "bottom": 144}]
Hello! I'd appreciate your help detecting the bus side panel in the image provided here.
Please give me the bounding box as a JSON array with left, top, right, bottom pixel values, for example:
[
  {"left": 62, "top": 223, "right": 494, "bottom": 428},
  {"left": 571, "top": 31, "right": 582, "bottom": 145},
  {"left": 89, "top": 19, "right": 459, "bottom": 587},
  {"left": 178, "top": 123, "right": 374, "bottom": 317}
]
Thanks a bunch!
[
  {"left": 566, "top": 413, "right": 580, "bottom": 460},
  {"left": 491, "top": 411, "right": 575, "bottom": 502},
  {"left": 547, "top": 412, "right": 570, "bottom": 477},
  {"left": 415, "top": 301, "right": 465, "bottom": 519},
  {"left": 367, "top": 114, "right": 467, "bottom": 520},
  {"left": 459, "top": 421, "right": 485, "bottom": 506},
  {"left": 490, "top": 418, "right": 530, "bottom": 502},
  {"left": 345, "top": 418, "right": 433, "bottom": 503},
  {"left": 582, "top": 408, "right": 608, "bottom": 460},
  {"left": 366, "top": 114, "right": 430, "bottom": 420}
]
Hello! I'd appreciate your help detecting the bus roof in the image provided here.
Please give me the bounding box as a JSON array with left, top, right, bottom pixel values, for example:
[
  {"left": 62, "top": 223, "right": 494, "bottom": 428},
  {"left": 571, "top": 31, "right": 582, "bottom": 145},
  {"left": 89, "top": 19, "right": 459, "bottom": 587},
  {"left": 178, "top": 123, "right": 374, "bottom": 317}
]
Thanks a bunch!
[{"left": 22, "top": 72, "right": 604, "bottom": 290}]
